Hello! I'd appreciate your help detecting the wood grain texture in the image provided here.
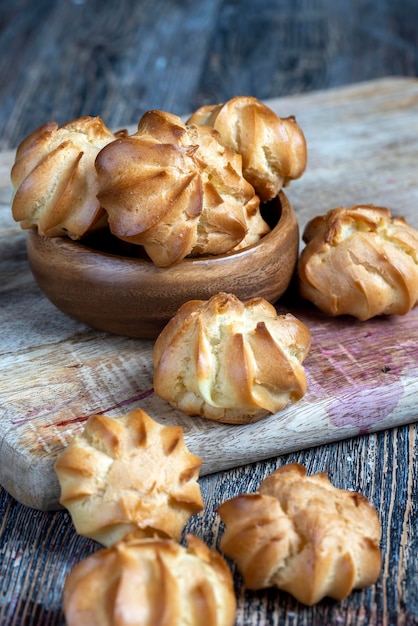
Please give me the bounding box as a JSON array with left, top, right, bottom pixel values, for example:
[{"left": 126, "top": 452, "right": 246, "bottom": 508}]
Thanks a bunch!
[
  {"left": 1, "top": 427, "right": 417, "bottom": 625},
  {"left": 1, "top": 0, "right": 418, "bottom": 151},
  {"left": 1, "top": 0, "right": 418, "bottom": 623},
  {"left": 2, "top": 78, "right": 418, "bottom": 513}
]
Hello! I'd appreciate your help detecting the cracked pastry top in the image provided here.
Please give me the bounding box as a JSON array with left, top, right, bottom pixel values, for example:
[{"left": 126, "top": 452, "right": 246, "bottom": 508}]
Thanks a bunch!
[
  {"left": 187, "top": 95, "right": 307, "bottom": 203},
  {"left": 218, "top": 462, "right": 382, "bottom": 605},
  {"left": 153, "top": 292, "right": 311, "bottom": 424},
  {"left": 298, "top": 204, "right": 418, "bottom": 320},
  {"left": 63, "top": 534, "right": 237, "bottom": 626},
  {"left": 11, "top": 116, "right": 124, "bottom": 239},
  {"left": 54, "top": 408, "right": 203, "bottom": 547},
  {"left": 95, "top": 109, "right": 269, "bottom": 267}
]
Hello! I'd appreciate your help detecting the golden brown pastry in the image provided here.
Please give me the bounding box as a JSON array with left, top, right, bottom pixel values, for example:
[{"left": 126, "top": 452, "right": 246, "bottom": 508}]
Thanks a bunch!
[
  {"left": 187, "top": 96, "right": 307, "bottom": 202},
  {"left": 54, "top": 408, "right": 203, "bottom": 547},
  {"left": 153, "top": 292, "right": 311, "bottom": 424},
  {"left": 95, "top": 110, "right": 268, "bottom": 267},
  {"left": 64, "top": 534, "right": 237, "bottom": 626},
  {"left": 298, "top": 204, "right": 418, "bottom": 320},
  {"left": 218, "top": 463, "right": 382, "bottom": 605},
  {"left": 11, "top": 116, "right": 122, "bottom": 239}
]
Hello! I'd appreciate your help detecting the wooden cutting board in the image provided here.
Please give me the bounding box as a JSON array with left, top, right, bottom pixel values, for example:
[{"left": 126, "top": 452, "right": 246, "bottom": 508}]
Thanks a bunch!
[{"left": 2, "top": 77, "right": 418, "bottom": 511}]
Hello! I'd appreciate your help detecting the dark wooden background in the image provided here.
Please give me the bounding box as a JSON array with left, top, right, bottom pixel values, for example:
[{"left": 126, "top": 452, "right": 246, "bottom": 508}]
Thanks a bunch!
[
  {"left": 1, "top": 0, "right": 418, "bottom": 152},
  {"left": 1, "top": 1, "right": 418, "bottom": 625}
]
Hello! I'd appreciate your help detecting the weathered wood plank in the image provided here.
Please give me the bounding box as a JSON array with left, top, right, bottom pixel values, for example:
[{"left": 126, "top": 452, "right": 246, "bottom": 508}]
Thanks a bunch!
[
  {"left": 1, "top": 425, "right": 417, "bottom": 625},
  {"left": 2, "top": 77, "right": 418, "bottom": 513}
]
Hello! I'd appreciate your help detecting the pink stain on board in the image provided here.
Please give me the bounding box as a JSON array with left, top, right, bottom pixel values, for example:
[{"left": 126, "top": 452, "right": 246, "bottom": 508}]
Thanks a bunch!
[
  {"left": 323, "top": 375, "right": 403, "bottom": 434},
  {"left": 290, "top": 302, "right": 418, "bottom": 434}
]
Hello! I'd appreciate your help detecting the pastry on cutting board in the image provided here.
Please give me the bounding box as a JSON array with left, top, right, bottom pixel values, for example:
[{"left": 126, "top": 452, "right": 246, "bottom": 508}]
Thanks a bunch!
[
  {"left": 298, "top": 204, "right": 418, "bottom": 320},
  {"left": 187, "top": 95, "right": 307, "bottom": 202},
  {"left": 63, "top": 534, "right": 237, "bottom": 626},
  {"left": 11, "top": 116, "right": 124, "bottom": 239},
  {"left": 153, "top": 292, "right": 311, "bottom": 424},
  {"left": 218, "top": 462, "right": 382, "bottom": 605},
  {"left": 95, "top": 110, "right": 269, "bottom": 267},
  {"left": 54, "top": 408, "right": 203, "bottom": 547}
]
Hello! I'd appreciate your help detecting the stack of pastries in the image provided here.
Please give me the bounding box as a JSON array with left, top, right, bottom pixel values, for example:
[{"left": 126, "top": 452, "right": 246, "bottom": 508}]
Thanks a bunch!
[
  {"left": 11, "top": 97, "right": 307, "bottom": 267},
  {"left": 94, "top": 110, "right": 269, "bottom": 266}
]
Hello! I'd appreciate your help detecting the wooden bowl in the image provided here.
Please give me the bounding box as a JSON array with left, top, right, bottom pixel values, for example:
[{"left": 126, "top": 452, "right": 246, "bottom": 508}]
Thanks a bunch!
[{"left": 26, "top": 191, "right": 299, "bottom": 339}]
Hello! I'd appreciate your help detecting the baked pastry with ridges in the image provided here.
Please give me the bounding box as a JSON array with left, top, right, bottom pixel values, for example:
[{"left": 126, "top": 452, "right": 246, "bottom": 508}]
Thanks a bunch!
[
  {"left": 64, "top": 534, "right": 237, "bottom": 626},
  {"left": 95, "top": 110, "right": 268, "bottom": 267},
  {"left": 153, "top": 292, "right": 311, "bottom": 424},
  {"left": 187, "top": 96, "right": 307, "bottom": 202},
  {"left": 298, "top": 204, "right": 418, "bottom": 320},
  {"left": 54, "top": 408, "right": 203, "bottom": 546},
  {"left": 11, "top": 116, "right": 123, "bottom": 239},
  {"left": 218, "top": 462, "right": 382, "bottom": 605}
]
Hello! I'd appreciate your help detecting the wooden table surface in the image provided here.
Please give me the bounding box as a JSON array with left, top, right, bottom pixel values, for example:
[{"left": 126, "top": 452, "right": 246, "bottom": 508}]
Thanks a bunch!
[{"left": 1, "top": 1, "right": 418, "bottom": 625}]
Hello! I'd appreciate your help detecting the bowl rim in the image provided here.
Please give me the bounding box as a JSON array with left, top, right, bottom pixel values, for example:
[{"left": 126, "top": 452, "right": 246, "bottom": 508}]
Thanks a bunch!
[
  {"left": 27, "top": 190, "right": 294, "bottom": 268},
  {"left": 25, "top": 190, "right": 299, "bottom": 337}
]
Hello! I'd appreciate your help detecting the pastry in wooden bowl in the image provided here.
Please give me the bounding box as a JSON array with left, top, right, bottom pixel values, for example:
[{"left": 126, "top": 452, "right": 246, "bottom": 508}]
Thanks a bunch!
[
  {"left": 298, "top": 204, "right": 418, "bottom": 320},
  {"left": 54, "top": 408, "right": 203, "bottom": 547},
  {"left": 11, "top": 116, "right": 124, "bottom": 239},
  {"left": 95, "top": 109, "right": 269, "bottom": 267},
  {"left": 63, "top": 535, "right": 237, "bottom": 626},
  {"left": 218, "top": 463, "right": 382, "bottom": 605},
  {"left": 187, "top": 96, "right": 307, "bottom": 202},
  {"left": 26, "top": 190, "right": 299, "bottom": 338},
  {"left": 153, "top": 293, "right": 311, "bottom": 424}
]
